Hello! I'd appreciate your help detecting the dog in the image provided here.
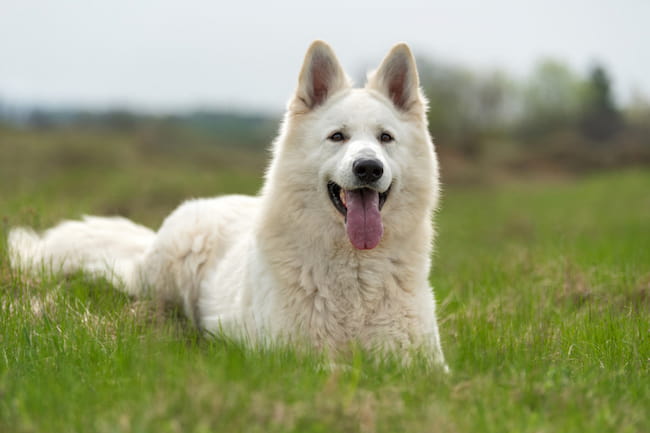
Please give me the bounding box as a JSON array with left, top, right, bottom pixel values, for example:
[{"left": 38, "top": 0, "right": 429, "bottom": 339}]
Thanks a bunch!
[{"left": 9, "top": 41, "right": 447, "bottom": 369}]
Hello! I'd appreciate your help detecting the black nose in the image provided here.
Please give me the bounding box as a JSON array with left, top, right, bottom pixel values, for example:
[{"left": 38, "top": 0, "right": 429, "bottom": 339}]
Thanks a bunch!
[{"left": 353, "top": 158, "right": 384, "bottom": 183}]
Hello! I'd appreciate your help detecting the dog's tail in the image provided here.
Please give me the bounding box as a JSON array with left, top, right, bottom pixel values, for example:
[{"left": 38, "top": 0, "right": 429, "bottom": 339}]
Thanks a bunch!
[{"left": 8, "top": 216, "right": 155, "bottom": 296}]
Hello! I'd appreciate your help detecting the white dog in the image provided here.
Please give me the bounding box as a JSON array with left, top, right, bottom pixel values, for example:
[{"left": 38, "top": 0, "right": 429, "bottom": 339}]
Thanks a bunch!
[{"left": 9, "top": 41, "right": 447, "bottom": 369}]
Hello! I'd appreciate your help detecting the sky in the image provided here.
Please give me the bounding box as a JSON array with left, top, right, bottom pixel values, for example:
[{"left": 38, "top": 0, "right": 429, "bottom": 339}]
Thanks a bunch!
[{"left": 1, "top": 0, "right": 648, "bottom": 113}]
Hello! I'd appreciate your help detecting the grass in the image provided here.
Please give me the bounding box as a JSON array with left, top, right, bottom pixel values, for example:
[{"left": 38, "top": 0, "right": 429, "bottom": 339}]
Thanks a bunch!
[{"left": 1, "top": 126, "right": 649, "bottom": 432}]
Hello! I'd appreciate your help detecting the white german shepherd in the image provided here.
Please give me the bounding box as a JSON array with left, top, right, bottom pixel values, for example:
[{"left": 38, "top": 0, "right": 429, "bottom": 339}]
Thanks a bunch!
[{"left": 9, "top": 41, "right": 447, "bottom": 369}]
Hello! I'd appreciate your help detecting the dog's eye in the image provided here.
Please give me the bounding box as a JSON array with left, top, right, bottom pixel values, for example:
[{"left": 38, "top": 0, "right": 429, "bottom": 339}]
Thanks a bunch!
[
  {"left": 380, "top": 132, "right": 394, "bottom": 143},
  {"left": 329, "top": 132, "right": 345, "bottom": 142}
]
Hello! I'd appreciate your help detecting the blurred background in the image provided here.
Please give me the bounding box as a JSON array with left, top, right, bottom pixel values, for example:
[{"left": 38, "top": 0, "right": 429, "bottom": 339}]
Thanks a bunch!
[{"left": 1, "top": 0, "right": 649, "bottom": 226}]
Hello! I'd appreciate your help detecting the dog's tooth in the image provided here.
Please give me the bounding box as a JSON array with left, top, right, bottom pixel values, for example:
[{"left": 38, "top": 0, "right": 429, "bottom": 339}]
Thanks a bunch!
[{"left": 340, "top": 189, "right": 346, "bottom": 205}]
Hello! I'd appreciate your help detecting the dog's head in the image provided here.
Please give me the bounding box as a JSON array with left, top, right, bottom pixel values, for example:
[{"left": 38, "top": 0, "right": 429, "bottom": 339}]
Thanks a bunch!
[{"left": 266, "top": 41, "right": 439, "bottom": 251}]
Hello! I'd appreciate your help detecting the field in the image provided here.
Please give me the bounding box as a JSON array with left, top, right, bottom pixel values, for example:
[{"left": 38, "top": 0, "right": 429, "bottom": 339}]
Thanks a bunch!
[{"left": 1, "top": 127, "right": 649, "bottom": 432}]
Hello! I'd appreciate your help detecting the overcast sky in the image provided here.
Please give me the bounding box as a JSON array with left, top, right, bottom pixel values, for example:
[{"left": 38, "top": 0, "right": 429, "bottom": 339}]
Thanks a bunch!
[{"left": 1, "top": 0, "right": 648, "bottom": 113}]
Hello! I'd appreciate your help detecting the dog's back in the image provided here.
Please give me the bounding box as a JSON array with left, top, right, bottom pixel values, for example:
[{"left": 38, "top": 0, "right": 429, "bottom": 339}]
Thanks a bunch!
[{"left": 8, "top": 196, "right": 258, "bottom": 291}]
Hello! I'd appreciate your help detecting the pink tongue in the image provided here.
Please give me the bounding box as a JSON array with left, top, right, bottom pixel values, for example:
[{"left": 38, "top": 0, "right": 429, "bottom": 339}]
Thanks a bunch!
[{"left": 344, "top": 189, "right": 384, "bottom": 250}]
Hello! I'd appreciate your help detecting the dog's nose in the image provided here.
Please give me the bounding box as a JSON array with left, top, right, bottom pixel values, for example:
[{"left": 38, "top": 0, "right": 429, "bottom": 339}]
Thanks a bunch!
[{"left": 353, "top": 158, "right": 384, "bottom": 183}]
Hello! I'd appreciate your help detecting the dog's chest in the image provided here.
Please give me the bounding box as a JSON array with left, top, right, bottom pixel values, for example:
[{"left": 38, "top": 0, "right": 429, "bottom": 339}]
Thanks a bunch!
[{"left": 276, "top": 259, "right": 420, "bottom": 351}]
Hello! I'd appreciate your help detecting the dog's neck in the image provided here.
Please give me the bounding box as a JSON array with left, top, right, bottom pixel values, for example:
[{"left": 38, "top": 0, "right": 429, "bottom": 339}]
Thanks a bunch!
[{"left": 255, "top": 192, "right": 433, "bottom": 350}]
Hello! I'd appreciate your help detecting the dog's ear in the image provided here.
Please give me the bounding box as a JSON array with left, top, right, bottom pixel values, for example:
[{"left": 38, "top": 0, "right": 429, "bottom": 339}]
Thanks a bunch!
[
  {"left": 291, "top": 41, "right": 350, "bottom": 112},
  {"left": 367, "top": 43, "right": 424, "bottom": 113}
]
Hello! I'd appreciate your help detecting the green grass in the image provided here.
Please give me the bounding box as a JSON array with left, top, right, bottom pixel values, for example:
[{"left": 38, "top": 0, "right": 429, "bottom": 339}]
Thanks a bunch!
[{"left": 1, "top": 127, "right": 649, "bottom": 432}]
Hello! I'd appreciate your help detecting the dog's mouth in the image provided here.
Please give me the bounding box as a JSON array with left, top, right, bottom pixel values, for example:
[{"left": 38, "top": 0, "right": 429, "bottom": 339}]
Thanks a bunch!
[{"left": 327, "top": 181, "right": 391, "bottom": 250}]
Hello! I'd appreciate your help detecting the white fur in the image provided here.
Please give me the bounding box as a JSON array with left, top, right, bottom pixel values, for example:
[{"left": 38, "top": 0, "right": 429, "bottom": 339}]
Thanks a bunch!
[{"left": 9, "top": 41, "right": 447, "bottom": 369}]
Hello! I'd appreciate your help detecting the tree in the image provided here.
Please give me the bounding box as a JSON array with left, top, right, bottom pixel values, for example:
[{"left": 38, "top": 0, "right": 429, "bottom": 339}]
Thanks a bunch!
[{"left": 579, "top": 64, "right": 622, "bottom": 141}]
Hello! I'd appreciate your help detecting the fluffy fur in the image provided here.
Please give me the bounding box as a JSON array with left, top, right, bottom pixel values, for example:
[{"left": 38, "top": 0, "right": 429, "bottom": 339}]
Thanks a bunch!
[{"left": 9, "top": 41, "right": 447, "bottom": 369}]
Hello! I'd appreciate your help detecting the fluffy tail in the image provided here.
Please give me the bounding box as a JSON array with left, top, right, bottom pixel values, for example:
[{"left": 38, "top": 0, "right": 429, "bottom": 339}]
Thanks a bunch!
[{"left": 8, "top": 216, "right": 155, "bottom": 295}]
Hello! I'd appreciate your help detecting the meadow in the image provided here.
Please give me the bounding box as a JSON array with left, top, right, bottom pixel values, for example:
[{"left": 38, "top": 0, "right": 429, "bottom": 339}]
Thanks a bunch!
[{"left": 1, "top": 126, "right": 648, "bottom": 432}]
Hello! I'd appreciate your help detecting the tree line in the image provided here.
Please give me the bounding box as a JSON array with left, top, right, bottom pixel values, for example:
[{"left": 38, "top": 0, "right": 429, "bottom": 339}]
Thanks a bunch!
[{"left": 419, "top": 57, "right": 650, "bottom": 173}]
